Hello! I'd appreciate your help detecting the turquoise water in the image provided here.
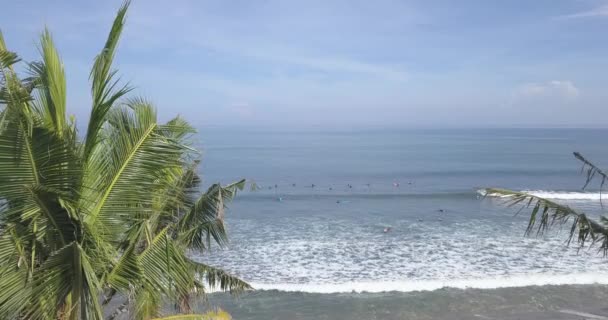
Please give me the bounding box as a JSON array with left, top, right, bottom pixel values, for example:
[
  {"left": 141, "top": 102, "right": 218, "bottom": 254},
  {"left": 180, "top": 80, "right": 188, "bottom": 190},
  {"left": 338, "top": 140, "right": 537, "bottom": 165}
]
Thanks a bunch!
[{"left": 195, "top": 128, "right": 608, "bottom": 292}]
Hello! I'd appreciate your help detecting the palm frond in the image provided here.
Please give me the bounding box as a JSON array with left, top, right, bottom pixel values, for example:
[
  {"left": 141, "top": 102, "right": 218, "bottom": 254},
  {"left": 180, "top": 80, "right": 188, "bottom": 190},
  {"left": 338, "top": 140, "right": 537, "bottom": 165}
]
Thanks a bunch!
[
  {"left": 0, "top": 32, "right": 33, "bottom": 115},
  {"left": 484, "top": 188, "right": 608, "bottom": 254},
  {"left": 0, "top": 117, "right": 80, "bottom": 209},
  {"left": 574, "top": 152, "right": 608, "bottom": 202},
  {"left": 138, "top": 228, "right": 193, "bottom": 298},
  {"left": 26, "top": 242, "right": 104, "bottom": 320},
  {"left": 177, "top": 180, "right": 246, "bottom": 250},
  {"left": 188, "top": 258, "right": 251, "bottom": 294},
  {"left": 0, "top": 256, "right": 31, "bottom": 318},
  {"left": 0, "top": 30, "right": 21, "bottom": 70},
  {"left": 30, "top": 29, "right": 67, "bottom": 135},
  {"left": 82, "top": 102, "right": 191, "bottom": 243},
  {"left": 84, "top": 0, "right": 132, "bottom": 159},
  {"left": 132, "top": 286, "right": 162, "bottom": 320},
  {"left": 0, "top": 110, "right": 39, "bottom": 198},
  {"left": 106, "top": 240, "right": 142, "bottom": 292},
  {"left": 0, "top": 2, "right": 248, "bottom": 318}
]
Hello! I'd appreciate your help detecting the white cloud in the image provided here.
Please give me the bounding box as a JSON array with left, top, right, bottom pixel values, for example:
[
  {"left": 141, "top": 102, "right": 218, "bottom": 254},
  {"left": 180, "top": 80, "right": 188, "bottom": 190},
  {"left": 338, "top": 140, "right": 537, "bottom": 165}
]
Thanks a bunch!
[
  {"left": 559, "top": 4, "right": 608, "bottom": 19},
  {"left": 517, "top": 80, "right": 580, "bottom": 99},
  {"left": 121, "top": 0, "right": 412, "bottom": 82}
]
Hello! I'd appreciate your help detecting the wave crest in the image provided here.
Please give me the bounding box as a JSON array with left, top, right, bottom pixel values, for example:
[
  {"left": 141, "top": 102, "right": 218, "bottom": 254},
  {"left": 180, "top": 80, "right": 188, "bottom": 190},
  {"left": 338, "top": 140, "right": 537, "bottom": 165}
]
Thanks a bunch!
[
  {"left": 250, "top": 273, "right": 608, "bottom": 293},
  {"left": 479, "top": 189, "right": 604, "bottom": 200}
]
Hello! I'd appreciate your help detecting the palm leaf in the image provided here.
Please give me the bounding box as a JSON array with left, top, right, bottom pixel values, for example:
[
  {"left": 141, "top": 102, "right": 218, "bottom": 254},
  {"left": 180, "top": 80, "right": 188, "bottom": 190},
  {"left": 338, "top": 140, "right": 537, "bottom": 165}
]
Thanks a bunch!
[
  {"left": 29, "top": 29, "right": 67, "bottom": 135},
  {"left": 0, "top": 256, "right": 31, "bottom": 318},
  {"left": 484, "top": 188, "right": 608, "bottom": 253},
  {"left": 138, "top": 228, "right": 193, "bottom": 298},
  {"left": 26, "top": 242, "right": 104, "bottom": 320},
  {"left": 574, "top": 152, "right": 608, "bottom": 190},
  {"left": 0, "top": 1, "right": 249, "bottom": 318},
  {"left": 187, "top": 258, "right": 251, "bottom": 294},
  {"left": 106, "top": 240, "right": 142, "bottom": 292},
  {"left": 0, "top": 30, "right": 21, "bottom": 71},
  {"left": 84, "top": 0, "right": 132, "bottom": 159},
  {"left": 83, "top": 102, "right": 192, "bottom": 244},
  {"left": 177, "top": 180, "right": 246, "bottom": 250}
]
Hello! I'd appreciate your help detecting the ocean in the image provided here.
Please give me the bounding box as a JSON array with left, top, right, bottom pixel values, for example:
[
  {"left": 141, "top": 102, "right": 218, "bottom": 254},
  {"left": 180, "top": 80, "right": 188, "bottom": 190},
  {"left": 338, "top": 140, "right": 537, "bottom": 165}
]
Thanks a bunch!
[{"left": 193, "top": 128, "right": 608, "bottom": 318}]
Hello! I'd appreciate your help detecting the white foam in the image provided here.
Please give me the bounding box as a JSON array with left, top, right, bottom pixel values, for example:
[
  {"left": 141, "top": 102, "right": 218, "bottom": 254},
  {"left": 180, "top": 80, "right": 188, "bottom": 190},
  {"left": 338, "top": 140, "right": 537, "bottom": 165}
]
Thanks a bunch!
[
  {"left": 480, "top": 189, "right": 605, "bottom": 200},
  {"left": 524, "top": 190, "right": 605, "bottom": 200},
  {"left": 250, "top": 273, "right": 608, "bottom": 293},
  {"left": 201, "top": 218, "right": 608, "bottom": 294}
]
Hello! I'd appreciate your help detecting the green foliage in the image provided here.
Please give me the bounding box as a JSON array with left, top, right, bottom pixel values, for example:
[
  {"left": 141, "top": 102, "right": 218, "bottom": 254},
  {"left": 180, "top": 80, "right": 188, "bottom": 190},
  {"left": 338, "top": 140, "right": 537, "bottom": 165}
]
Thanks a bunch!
[
  {"left": 484, "top": 152, "right": 608, "bottom": 254},
  {"left": 0, "top": 2, "right": 250, "bottom": 319}
]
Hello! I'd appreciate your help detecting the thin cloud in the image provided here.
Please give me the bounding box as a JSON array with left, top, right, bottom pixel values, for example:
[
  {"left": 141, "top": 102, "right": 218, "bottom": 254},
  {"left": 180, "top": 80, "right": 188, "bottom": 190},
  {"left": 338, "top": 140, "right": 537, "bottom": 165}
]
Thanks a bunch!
[
  {"left": 517, "top": 80, "right": 580, "bottom": 99},
  {"left": 558, "top": 4, "right": 608, "bottom": 19},
  {"left": 119, "top": 0, "right": 412, "bottom": 82}
]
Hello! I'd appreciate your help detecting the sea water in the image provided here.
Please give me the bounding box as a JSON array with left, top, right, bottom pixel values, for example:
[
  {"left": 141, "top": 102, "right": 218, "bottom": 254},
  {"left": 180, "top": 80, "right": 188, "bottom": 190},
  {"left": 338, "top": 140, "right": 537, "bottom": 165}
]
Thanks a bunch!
[{"left": 194, "top": 128, "right": 608, "bottom": 293}]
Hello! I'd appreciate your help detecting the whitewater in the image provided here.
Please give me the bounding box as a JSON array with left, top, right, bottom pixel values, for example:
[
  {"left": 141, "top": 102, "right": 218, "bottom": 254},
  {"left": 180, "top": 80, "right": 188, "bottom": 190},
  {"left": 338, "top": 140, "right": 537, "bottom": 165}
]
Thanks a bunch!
[{"left": 196, "top": 128, "right": 608, "bottom": 294}]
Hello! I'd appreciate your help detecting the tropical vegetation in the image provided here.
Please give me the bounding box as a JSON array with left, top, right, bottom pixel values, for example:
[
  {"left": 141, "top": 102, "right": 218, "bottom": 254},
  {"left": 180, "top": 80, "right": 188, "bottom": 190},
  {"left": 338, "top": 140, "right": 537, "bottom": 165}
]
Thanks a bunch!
[
  {"left": 485, "top": 152, "right": 608, "bottom": 253},
  {"left": 0, "top": 1, "right": 250, "bottom": 319}
]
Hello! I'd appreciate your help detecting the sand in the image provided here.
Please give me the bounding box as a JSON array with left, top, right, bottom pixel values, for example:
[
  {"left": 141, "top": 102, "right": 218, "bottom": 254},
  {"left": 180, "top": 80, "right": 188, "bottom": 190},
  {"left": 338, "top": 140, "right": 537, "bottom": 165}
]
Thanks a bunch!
[{"left": 200, "top": 284, "right": 608, "bottom": 320}]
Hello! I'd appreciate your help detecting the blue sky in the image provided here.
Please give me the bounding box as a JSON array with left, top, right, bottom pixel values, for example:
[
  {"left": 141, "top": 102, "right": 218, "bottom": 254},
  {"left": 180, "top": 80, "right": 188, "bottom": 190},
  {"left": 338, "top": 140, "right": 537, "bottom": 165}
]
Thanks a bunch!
[{"left": 1, "top": 0, "right": 608, "bottom": 128}]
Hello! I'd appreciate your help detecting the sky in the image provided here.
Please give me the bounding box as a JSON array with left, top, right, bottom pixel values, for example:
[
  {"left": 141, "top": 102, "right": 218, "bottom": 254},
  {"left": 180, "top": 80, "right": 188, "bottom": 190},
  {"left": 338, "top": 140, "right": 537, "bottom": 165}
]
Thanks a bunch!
[{"left": 1, "top": 0, "right": 608, "bottom": 129}]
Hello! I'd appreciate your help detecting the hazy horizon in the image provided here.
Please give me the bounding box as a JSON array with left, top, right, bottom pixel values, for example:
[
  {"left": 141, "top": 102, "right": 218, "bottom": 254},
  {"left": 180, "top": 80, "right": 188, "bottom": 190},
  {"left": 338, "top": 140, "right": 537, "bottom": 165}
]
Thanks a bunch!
[{"left": 2, "top": 0, "right": 607, "bottom": 128}]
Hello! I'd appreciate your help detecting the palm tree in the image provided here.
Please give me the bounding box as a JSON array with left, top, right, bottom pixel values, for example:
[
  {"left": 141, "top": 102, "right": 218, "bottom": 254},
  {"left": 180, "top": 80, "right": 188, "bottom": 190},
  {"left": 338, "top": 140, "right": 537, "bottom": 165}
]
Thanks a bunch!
[
  {"left": 484, "top": 152, "right": 608, "bottom": 254},
  {"left": 0, "top": 1, "right": 250, "bottom": 319}
]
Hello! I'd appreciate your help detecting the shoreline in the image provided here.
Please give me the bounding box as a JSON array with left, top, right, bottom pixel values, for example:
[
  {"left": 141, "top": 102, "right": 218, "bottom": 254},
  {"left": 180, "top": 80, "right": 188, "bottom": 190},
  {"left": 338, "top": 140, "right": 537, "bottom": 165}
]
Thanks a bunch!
[
  {"left": 204, "top": 284, "right": 608, "bottom": 319},
  {"left": 245, "top": 272, "right": 608, "bottom": 293}
]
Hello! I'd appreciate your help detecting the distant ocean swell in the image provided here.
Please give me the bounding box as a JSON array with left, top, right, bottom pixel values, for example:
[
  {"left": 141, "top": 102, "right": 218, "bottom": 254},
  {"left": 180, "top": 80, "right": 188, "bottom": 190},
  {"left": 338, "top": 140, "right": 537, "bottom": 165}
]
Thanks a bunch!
[{"left": 236, "top": 191, "right": 477, "bottom": 200}]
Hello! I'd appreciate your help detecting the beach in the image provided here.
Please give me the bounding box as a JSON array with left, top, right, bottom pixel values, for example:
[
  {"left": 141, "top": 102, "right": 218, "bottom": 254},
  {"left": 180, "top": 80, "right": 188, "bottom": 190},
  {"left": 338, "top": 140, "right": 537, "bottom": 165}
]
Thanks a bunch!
[{"left": 205, "top": 284, "right": 608, "bottom": 320}]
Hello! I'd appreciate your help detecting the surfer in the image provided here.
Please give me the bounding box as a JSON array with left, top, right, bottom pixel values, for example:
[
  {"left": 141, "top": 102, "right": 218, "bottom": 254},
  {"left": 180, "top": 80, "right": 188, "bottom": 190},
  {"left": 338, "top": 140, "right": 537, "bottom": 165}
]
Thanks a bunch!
[{"left": 383, "top": 227, "right": 391, "bottom": 233}]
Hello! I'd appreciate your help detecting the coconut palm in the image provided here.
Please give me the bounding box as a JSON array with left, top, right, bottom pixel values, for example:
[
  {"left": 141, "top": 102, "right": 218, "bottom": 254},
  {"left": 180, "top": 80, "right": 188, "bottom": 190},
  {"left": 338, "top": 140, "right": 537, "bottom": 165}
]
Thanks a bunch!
[
  {"left": 0, "top": 1, "right": 250, "bottom": 319},
  {"left": 484, "top": 152, "right": 608, "bottom": 254}
]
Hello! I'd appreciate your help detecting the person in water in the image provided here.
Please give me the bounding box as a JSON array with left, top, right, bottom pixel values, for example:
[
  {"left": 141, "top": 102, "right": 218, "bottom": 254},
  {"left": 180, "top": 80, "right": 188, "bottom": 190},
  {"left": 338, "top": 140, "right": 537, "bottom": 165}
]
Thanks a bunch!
[{"left": 383, "top": 227, "right": 391, "bottom": 233}]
